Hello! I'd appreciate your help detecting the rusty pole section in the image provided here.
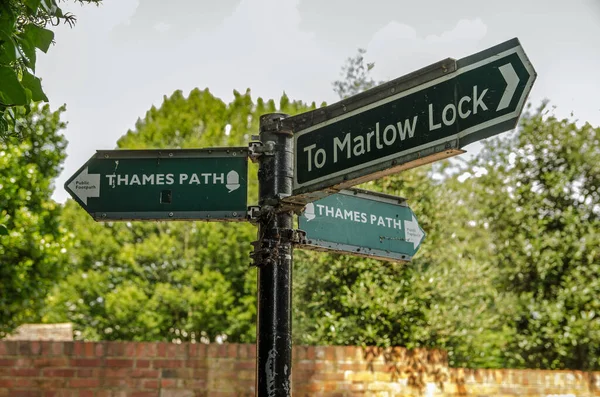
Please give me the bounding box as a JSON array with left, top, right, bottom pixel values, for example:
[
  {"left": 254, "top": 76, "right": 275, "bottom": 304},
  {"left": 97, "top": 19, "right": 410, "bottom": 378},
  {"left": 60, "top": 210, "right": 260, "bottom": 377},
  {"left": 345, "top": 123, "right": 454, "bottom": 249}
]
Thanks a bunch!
[{"left": 254, "top": 113, "right": 293, "bottom": 396}]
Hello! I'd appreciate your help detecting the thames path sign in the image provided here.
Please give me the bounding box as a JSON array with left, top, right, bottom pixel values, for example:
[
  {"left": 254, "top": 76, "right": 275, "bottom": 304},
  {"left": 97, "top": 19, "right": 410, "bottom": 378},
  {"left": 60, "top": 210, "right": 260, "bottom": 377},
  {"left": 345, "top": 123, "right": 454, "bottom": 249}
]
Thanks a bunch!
[
  {"left": 298, "top": 188, "right": 425, "bottom": 262},
  {"left": 286, "top": 38, "right": 536, "bottom": 203},
  {"left": 65, "top": 148, "right": 248, "bottom": 221}
]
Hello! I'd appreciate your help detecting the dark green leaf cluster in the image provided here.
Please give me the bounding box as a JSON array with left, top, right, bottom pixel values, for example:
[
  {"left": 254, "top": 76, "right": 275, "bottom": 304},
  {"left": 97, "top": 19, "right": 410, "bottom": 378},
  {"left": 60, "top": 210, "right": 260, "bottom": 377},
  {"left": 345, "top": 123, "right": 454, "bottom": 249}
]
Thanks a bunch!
[
  {"left": 0, "top": 103, "right": 69, "bottom": 336},
  {"left": 0, "top": 0, "right": 101, "bottom": 140},
  {"left": 468, "top": 103, "right": 600, "bottom": 369}
]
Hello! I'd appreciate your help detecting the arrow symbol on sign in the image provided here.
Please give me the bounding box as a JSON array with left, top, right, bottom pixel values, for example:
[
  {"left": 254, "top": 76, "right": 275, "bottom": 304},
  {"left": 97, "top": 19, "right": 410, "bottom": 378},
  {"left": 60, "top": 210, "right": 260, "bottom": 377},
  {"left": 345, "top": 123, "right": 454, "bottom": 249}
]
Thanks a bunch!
[
  {"left": 67, "top": 167, "right": 100, "bottom": 205},
  {"left": 496, "top": 63, "right": 520, "bottom": 111},
  {"left": 404, "top": 215, "right": 425, "bottom": 249}
]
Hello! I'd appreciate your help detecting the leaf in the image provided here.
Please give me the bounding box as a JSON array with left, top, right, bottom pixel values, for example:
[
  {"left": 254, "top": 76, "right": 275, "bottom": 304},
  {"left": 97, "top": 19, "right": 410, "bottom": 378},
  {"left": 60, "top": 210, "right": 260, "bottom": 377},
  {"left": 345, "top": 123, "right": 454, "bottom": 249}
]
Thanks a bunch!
[
  {"left": 41, "top": 0, "right": 63, "bottom": 18},
  {"left": 0, "top": 30, "right": 17, "bottom": 63},
  {"left": 0, "top": 66, "right": 27, "bottom": 105},
  {"left": 0, "top": 224, "right": 8, "bottom": 236},
  {"left": 21, "top": 69, "right": 48, "bottom": 102},
  {"left": 0, "top": 3, "right": 16, "bottom": 29},
  {"left": 23, "top": 0, "right": 42, "bottom": 14},
  {"left": 0, "top": 112, "right": 7, "bottom": 135},
  {"left": 23, "top": 24, "right": 54, "bottom": 53},
  {"left": 15, "top": 35, "right": 36, "bottom": 70}
]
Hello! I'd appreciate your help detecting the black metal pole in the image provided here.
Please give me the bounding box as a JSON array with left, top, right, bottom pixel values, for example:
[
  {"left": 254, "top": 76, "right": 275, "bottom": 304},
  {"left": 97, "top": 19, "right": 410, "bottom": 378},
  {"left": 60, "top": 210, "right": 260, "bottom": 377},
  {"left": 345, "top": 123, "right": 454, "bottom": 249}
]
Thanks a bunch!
[{"left": 255, "top": 113, "right": 293, "bottom": 396}]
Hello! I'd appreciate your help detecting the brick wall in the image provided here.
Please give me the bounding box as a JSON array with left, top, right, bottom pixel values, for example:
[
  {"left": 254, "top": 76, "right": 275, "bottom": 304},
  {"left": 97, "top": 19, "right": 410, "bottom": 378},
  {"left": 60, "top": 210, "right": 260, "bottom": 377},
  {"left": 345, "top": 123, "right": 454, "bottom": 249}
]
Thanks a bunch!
[{"left": 0, "top": 341, "right": 598, "bottom": 396}]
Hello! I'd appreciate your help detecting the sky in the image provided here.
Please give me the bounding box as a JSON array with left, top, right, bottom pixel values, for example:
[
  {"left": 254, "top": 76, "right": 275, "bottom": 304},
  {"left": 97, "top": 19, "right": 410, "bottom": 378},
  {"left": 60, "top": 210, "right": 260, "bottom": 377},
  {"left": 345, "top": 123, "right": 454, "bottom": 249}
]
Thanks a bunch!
[{"left": 37, "top": 0, "right": 600, "bottom": 202}]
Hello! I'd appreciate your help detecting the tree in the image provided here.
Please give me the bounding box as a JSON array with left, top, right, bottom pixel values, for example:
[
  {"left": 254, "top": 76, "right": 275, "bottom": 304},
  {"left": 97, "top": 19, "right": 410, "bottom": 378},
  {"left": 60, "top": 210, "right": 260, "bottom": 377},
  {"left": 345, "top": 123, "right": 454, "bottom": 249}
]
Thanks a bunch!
[
  {"left": 294, "top": 49, "right": 508, "bottom": 368},
  {"left": 0, "top": 0, "right": 101, "bottom": 140},
  {"left": 465, "top": 103, "right": 600, "bottom": 370},
  {"left": 44, "top": 88, "right": 317, "bottom": 342},
  {"left": 0, "top": 103, "right": 70, "bottom": 336}
]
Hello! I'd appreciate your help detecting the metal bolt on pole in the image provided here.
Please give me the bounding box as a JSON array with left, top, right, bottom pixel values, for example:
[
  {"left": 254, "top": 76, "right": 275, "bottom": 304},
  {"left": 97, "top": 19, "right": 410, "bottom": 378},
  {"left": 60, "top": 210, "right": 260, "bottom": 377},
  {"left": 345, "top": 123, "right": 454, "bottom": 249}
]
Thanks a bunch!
[{"left": 255, "top": 113, "right": 293, "bottom": 397}]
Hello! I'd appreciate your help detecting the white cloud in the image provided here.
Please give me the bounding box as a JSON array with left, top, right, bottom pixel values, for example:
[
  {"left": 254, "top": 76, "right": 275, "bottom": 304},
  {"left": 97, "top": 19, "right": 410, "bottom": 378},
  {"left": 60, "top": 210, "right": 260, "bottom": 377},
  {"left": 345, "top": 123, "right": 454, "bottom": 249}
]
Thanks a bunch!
[
  {"left": 365, "top": 18, "right": 488, "bottom": 82},
  {"left": 153, "top": 22, "right": 171, "bottom": 33}
]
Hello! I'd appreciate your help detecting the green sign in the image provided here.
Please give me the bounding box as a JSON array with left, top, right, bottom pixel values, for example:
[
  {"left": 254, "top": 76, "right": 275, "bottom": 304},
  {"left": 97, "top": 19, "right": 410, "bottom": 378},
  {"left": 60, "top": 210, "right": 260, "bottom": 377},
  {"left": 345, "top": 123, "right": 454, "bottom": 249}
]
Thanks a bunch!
[
  {"left": 289, "top": 38, "right": 536, "bottom": 201},
  {"left": 298, "top": 189, "right": 425, "bottom": 262},
  {"left": 65, "top": 148, "right": 248, "bottom": 221}
]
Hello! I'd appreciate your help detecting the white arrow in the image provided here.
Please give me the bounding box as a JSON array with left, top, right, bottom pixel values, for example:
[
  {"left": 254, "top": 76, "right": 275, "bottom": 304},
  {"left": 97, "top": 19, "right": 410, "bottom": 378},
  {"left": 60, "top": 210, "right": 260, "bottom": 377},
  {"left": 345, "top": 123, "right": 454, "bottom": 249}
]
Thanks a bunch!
[
  {"left": 67, "top": 167, "right": 100, "bottom": 205},
  {"left": 404, "top": 215, "right": 425, "bottom": 250},
  {"left": 496, "top": 63, "right": 520, "bottom": 111}
]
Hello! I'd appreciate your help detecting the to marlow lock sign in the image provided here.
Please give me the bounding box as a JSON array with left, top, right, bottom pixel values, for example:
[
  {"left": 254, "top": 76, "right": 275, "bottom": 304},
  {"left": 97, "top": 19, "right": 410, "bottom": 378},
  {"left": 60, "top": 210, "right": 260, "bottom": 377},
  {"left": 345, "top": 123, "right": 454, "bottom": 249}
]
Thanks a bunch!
[
  {"left": 292, "top": 38, "right": 536, "bottom": 198},
  {"left": 65, "top": 148, "right": 248, "bottom": 221}
]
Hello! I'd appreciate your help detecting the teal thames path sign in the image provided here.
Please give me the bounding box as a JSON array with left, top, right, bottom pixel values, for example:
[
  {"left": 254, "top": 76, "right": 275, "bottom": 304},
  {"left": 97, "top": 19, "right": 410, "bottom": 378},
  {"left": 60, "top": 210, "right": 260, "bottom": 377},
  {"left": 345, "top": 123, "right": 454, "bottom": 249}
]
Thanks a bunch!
[
  {"left": 298, "top": 188, "right": 425, "bottom": 262},
  {"left": 287, "top": 38, "right": 536, "bottom": 203},
  {"left": 65, "top": 148, "right": 248, "bottom": 221}
]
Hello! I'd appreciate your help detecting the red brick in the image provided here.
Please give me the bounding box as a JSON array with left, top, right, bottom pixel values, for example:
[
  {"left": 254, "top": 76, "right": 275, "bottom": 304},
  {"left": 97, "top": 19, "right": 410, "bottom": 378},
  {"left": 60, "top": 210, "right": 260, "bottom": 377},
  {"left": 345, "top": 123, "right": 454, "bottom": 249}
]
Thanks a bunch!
[
  {"left": 186, "top": 359, "right": 207, "bottom": 369},
  {"left": 34, "top": 379, "right": 68, "bottom": 389},
  {"left": 9, "top": 391, "right": 40, "bottom": 397},
  {"left": 76, "top": 369, "right": 95, "bottom": 377},
  {"left": 136, "top": 343, "right": 154, "bottom": 358},
  {"left": 234, "top": 361, "right": 255, "bottom": 370},
  {"left": 157, "top": 343, "right": 168, "bottom": 357},
  {"left": 122, "top": 343, "right": 134, "bottom": 358},
  {"left": 185, "top": 379, "right": 206, "bottom": 389},
  {"left": 100, "top": 378, "right": 129, "bottom": 388},
  {"left": 72, "top": 342, "right": 85, "bottom": 357},
  {"left": 33, "top": 358, "right": 69, "bottom": 368},
  {"left": 160, "top": 379, "right": 176, "bottom": 388},
  {"left": 188, "top": 343, "right": 206, "bottom": 358},
  {"left": 306, "top": 346, "right": 316, "bottom": 360},
  {"left": 77, "top": 391, "right": 94, "bottom": 397},
  {"left": 14, "top": 358, "right": 33, "bottom": 367},
  {"left": 12, "top": 368, "right": 40, "bottom": 377},
  {"left": 94, "top": 343, "right": 105, "bottom": 357},
  {"left": 50, "top": 342, "right": 63, "bottom": 356},
  {"left": 130, "top": 392, "right": 158, "bottom": 397},
  {"left": 227, "top": 343, "right": 238, "bottom": 358},
  {"left": 153, "top": 360, "right": 182, "bottom": 368},
  {"left": 166, "top": 344, "right": 184, "bottom": 358},
  {"left": 11, "top": 378, "right": 34, "bottom": 387},
  {"left": 294, "top": 346, "right": 306, "bottom": 361},
  {"left": 0, "top": 359, "right": 15, "bottom": 367},
  {"left": 82, "top": 343, "right": 93, "bottom": 358},
  {"left": 105, "top": 359, "right": 134, "bottom": 368},
  {"left": 30, "top": 342, "right": 41, "bottom": 355},
  {"left": 104, "top": 368, "right": 130, "bottom": 378},
  {"left": 0, "top": 342, "right": 17, "bottom": 355},
  {"left": 325, "top": 347, "right": 335, "bottom": 361},
  {"left": 136, "top": 359, "right": 151, "bottom": 368},
  {"left": 40, "top": 342, "right": 53, "bottom": 356},
  {"left": 131, "top": 369, "right": 159, "bottom": 378},
  {"left": 217, "top": 344, "right": 227, "bottom": 358},
  {"left": 106, "top": 343, "right": 125, "bottom": 357},
  {"left": 71, "top": 359, "right": 102, "bottom": 367},
  {"left": 69, "top": 379, "right": 99, "bottom": 388},
  {"left": 0, "top": 380, "right": 11, "bottom": 387},
  {"left": 62, "top": 342, "right": 74, "bottom": 356},
  {"left": 143, "top": 379, "right": 159, "bottom": 389},
  {"left": 206, "top": 345, "right": 218, "bottom": 358}
]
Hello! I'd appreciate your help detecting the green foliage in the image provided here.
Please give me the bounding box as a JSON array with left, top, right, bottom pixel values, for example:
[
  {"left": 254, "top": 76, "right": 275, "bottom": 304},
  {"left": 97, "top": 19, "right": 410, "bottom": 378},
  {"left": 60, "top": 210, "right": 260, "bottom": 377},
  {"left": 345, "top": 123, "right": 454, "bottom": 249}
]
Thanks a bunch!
[
  {"left": 46, "top": 88, "right": 316, "bottom": 342},
  {"left": 466, "top": 103, "right": 600, "bottom": 370},
  {"left": 0, "top": 103, "right": 69, "bottom": 336},
  {"left": 0, "top": 0, "right": 101, "bottom": 140}
]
